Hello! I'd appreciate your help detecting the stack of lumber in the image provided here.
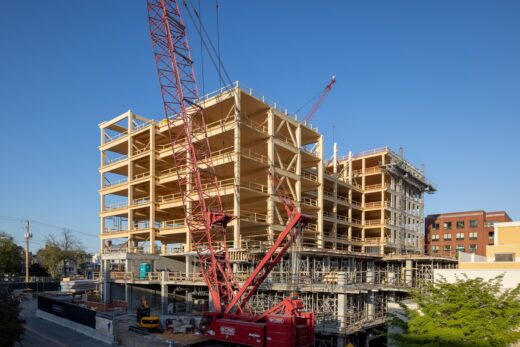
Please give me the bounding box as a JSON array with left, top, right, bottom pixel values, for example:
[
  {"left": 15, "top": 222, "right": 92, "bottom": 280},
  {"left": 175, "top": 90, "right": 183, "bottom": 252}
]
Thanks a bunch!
[{"left": 60, "top": 279, "right": 96, "bottom": 293}]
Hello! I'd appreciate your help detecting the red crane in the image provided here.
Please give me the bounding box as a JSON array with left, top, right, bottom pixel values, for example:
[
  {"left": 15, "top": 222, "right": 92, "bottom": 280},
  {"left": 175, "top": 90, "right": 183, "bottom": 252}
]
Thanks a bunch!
[
  {"left": 146, "top": 1, "right": 314, "bottom": 346},
  {"left": 303, "top": 76, "right": 336, "bottom": 124}
]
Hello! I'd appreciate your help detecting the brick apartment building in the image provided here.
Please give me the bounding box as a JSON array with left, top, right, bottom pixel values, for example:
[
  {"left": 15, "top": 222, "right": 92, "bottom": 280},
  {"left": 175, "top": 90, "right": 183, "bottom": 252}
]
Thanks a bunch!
[{"left": 425, "top": 210, "right": 511, "bottom": 257}]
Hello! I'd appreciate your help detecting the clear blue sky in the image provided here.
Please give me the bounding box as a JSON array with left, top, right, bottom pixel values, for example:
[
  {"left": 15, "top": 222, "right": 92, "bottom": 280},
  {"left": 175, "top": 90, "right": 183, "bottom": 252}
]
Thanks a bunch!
[{"left": 1, "top": 1, "right": 519, "bottom": 252}]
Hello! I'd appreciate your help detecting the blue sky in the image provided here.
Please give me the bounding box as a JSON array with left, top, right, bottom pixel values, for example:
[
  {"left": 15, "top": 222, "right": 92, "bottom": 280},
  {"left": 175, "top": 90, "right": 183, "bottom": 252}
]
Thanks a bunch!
[{"left": 0, "top": 1, "right": 519, "bottom": 252}]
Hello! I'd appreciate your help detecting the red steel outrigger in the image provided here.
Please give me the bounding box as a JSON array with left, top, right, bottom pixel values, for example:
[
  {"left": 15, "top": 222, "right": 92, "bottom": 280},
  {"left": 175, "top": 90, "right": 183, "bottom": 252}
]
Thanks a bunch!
[{"left": 146, "top": 1, "right": 314, "bottom": 345}]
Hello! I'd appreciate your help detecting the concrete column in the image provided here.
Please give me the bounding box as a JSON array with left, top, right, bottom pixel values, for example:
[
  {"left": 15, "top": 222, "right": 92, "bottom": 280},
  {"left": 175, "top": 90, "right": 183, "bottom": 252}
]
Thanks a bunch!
[
  {"left": 366, "top": 261, "right": 375, "bottom": 285},
  {"left": 161, "top": 272, "right": 168, "bottom": 314},
  {"left": 185, "top": 255, "right": 193, "bottom": 279},
  {"left": 125, "top": 284, "right": 130, "bottom": 308},
  {"left": 102, "top": 259, "right": 110, "bottom": 302},
  {"left": 367, "top": 291, "right": 376, "bottom": 320},
  {"left": 338, "top": 292, "right": 347, "bottom": 331},
  {"left": 405, "top": 259, "right": 413, "bottom": 286}
]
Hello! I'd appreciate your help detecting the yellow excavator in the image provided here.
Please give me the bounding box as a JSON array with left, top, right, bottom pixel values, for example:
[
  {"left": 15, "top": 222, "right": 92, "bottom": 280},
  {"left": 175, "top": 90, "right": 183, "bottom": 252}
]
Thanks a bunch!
[{"left": 135, "top": 295, "right": 161, "bottom": 332}]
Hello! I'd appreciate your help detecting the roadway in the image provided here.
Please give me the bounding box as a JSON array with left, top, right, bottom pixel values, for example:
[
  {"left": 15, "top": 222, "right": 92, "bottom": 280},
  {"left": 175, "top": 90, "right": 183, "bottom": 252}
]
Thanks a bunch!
[{"left": 20, "top": 298, "right": 106, "bottom": 347}]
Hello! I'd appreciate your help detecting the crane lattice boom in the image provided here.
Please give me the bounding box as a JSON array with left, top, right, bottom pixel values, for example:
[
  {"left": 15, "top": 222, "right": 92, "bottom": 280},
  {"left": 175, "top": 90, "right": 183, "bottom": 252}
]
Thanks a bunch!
[
  {"left": 147, "top": 0, "right": 236, "bottom": 313},
  {"left": 303, "top": 76, "right": 336, "bottom": 123}
]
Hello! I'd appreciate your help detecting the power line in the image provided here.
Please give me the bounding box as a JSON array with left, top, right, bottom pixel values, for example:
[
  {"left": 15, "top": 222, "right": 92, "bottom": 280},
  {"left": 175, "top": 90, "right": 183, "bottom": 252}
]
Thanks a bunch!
[{"left": 0, "top": 216, "right": 98, "bottom": 238}]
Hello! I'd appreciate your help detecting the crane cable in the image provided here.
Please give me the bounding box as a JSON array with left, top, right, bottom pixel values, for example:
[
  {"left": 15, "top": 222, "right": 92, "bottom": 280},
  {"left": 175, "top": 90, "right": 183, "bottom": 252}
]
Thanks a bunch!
[{"left": 183, "top": 0, "right": 234, "bottom": 88}]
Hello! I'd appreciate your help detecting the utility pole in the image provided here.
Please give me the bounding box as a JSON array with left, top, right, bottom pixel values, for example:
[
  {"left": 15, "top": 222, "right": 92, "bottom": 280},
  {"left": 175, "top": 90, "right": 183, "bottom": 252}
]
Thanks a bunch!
[{"left": 24, "top": 220, "right": 32, "bottom": 286}]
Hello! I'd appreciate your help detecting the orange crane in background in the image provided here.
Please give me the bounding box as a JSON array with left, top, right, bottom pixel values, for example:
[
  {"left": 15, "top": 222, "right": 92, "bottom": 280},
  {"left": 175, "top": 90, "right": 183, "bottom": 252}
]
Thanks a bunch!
[
  {"left": 145, "top": 1, "right": 314, "bottom": 346},
  {"left": 303, "top": 76, "right": 336, "bottom": 124}
]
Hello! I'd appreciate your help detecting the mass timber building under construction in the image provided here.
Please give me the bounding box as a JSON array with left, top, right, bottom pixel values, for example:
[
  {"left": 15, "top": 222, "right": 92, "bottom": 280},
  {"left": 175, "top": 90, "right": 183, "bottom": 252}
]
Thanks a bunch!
[{"left": 97, "top": 83, "right": 454, "bottom": 346}]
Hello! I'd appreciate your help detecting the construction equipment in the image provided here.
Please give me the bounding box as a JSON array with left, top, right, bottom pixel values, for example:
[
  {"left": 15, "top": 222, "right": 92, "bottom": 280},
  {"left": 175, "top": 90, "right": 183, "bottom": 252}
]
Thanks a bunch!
[
  {"left": 303, "top": 76, "right": 336, "bottom": 124},
  {"left": 146, "top": 1, "right": 314, "bottom": 346},
  {"left": 132, "top": 295, "right": 161, "bottom": 332}
]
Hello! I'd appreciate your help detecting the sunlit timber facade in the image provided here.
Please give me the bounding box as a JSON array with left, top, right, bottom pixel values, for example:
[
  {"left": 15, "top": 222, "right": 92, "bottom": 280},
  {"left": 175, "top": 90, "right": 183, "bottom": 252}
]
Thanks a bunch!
[{"left": 97, "top": 83, "right": 446, "bottom": 346}]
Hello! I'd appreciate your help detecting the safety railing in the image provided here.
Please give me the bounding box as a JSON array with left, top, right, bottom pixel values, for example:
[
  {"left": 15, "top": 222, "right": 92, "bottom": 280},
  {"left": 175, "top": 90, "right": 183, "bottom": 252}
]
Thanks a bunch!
[
  {"left": 133, "top": 121, "right": 153, "bottom": 132},
  {"left": 157, "top": 192, "right": 183, "bottom": 203},
  {"left": 364, "top": 183, "right": 389, "bottom": 191},
  {"left": 276, "top": 133, "right": 296, "bottom": 147},
  {"left": 301, "top": 170, "right": 318, "bottom": 182},
  {"left": 350, "top": 218, "right": 362, "bottom": 226},
  {"left": 323, "top": 190, "right": 334, "bottom": 198},
  {"left": 104, "top": 155, "right": 128, "bottom": 166},
  {"left": 104, "top": 201, "right": 128, "bottom": 211},
  {"left": 336, "top": 214, "right": 347, "bottom": 222},
  {"left": 104, "top": 226, "right": 128, "bottom": 233},
  {"left": 240, "top": 210, "right": 268, "bottom": 223},
  {"left": 132, "top": 146, "right": 150, "bottom": 156},
  {"left": 240, "top": 117, "right": 269, "bottom": 135},
  {"left": 103, "top": 177, "right": 128, "bottom": 188},
  {"left": 164, "top": 271, "right": 206, "bottom": 283},
  {"left": 104, "top": 130, "right": 128, "bottom": 145},
  {"left": 364, "top": 219, "right": 390, "bottom": 226},
  {"left": 241, "top": 180, "right": 268, "bottom": 194},
  {"left": 164, "top": 244, "right": 185, "bottom": 254},
  {"left": 132, "top": 197, "right": 150, "bottom": 206},
  {"left": 364, "top": 201, "right": 389, "bottom": 208},
  {"left": 160, "top": 219, "right": 186, "bottom": 230},
  {"left": 351, "top": 147, "right": 388, "bottom": 159},
  {"left": 240, "top": 148, "right": 268, "bottom": 164},
  {"left": 301, "top": 145, "right": 319, "bottom": 157},
  {"left": 302, "top": 197, "right": 318, "bottom": 207},
  {"left": 133, "top": 172, "right": 150, "bottom": 180}
]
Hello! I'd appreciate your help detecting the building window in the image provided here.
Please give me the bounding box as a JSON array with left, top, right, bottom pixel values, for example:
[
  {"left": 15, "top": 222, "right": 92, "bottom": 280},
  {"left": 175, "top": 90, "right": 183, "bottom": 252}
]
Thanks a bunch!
[
  {"left": 444, "top": 245, "right": 451, "bottom": 252},
  {"left": 485, "top": 221, "right": 497, "bottom": 228},
  {"left": 470, "top": 220, "right": 478, "bottom": 228},
  {"left": 444, "top": 222, "right": 452, "bottom": 230},
  {"left": 431, "top": 223, "right": 440, "bottom": 230},
  {"left": 456, "top": 221, "right": 465, "bottom": 229},
  {"left": 432, "top": 245, "right": 439, "bottom": 253},
  {"left": 469, "top": 232, "right": 478, "bottom": 240},
  {"left": 495, "top": 253, "right": 514, "bottom": 262},
  {"left": 456, "top": 233, "right": 465, "bottom": 240},
  {"left": 431, "top": 234, "right": 440, "bottom": 241},
  {"left": 469, "top": 244, "right": 477, "bottom": 252},
  {"left": 488, "top": 231, "right": 494, "bottom": 240},
  {"left": 456, "top": 245, "right": 465, "bottom": 252},
  {"left": 444, "top": 233, "right": 452, "bottom": 241}
]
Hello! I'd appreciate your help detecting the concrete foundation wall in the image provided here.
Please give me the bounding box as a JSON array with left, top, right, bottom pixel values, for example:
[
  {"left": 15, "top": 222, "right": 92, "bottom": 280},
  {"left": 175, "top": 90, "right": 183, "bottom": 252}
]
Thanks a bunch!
[{"left": 36, "top": 309, "right": 112, "bottom": 345}]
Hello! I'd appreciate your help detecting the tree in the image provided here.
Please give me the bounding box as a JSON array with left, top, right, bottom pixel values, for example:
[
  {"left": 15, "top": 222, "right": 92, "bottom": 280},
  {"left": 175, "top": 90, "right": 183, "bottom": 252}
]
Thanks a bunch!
[
  {"left": 36, "top": 244, "right": 63, "bottom": 278},
  {"left": 390, "top": 274, "right": 520, "bottom": 347},
  {"left": 36, "top": 229, "right": 86, "bottom": 278},
  {"left": 0, "top": 232, "right": 23, "bottom": 275},
  {"left": 29, "top": 263, "right": 50, "bottom": 277},
  {"left": 0, "top": 289, "right": 24, "bottom": 346}
]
